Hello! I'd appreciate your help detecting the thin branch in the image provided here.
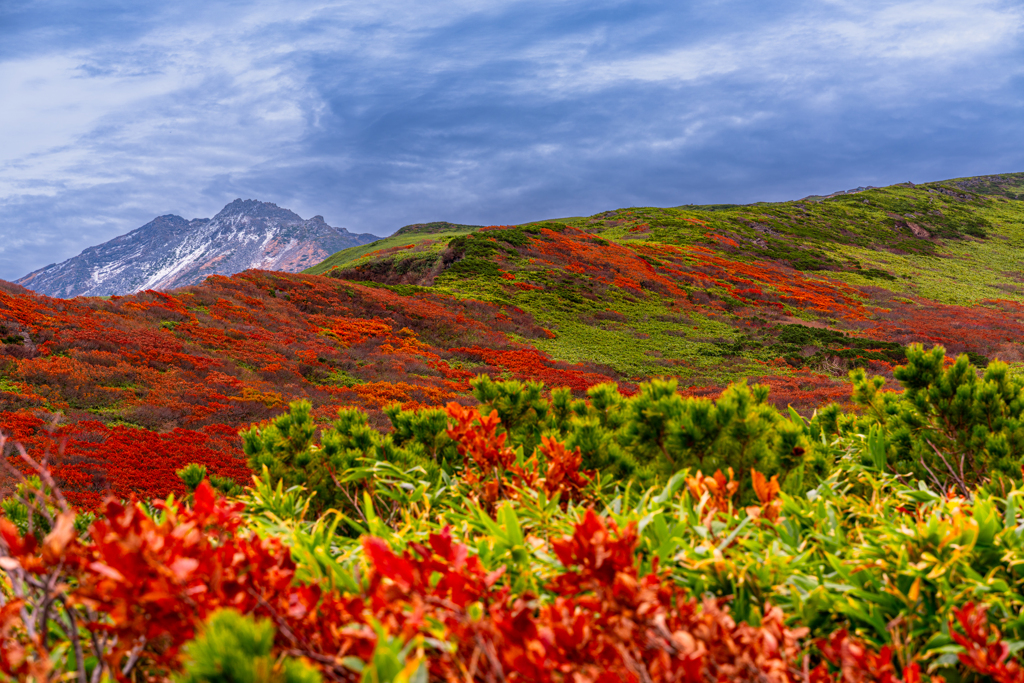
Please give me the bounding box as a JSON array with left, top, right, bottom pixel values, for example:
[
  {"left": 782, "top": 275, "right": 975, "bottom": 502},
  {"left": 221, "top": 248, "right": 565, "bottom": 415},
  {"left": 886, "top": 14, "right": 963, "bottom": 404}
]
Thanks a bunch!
[
  {"left": 474, "top": 632, "right": 506, "bottom": 683},
  {"left": 18, "top": 599, "right": 38, "bottom": 641},
  {"left": 57, "top": 597, "right": 88, "bottom": 683},
  {"left": 246, "top": 587, "right": 306, "bottom": 650},
  {"left": 466, "top": 643, "right": 481, "bottom": 683},
  {"left": 120, "top": 637, "right": 147, "bottom": 677},
  {"left": 925, "top": 439, "right": 971, "bottom": 499},
  {"left": 87, "top": 611, "right": 109, "bottom": 683},
  {"left": 616, "top": 644, "right": 653, "bottom": 683},
  {"left": 916, "top": 453, "right": 946, "bottom": 495},
  {"left": 331, "top": 469, "right": 366, "bottom": 524},
  {"left": 15, "top": 442, "right": 70, "bottom": 513}
]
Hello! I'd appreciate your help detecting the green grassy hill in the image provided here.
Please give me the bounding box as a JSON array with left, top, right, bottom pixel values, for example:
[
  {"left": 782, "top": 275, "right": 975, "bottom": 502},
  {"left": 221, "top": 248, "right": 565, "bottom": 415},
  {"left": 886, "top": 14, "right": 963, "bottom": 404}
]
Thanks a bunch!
[
  {"left": 305, "top": 173, "right": 1024, "bottom": 399},
  {"left": 305, "top": 221, "right": 481, "bottom": 275}
]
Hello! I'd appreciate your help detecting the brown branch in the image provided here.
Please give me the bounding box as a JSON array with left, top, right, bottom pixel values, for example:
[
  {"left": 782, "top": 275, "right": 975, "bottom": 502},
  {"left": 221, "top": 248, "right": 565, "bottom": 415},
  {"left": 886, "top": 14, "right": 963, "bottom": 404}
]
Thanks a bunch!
[
  {"left": 86, "top": 609, "right": 110, "bottom": 683},
  {"left": 925, "top": 439, "right": 971, "bottom": 499},
  {"left": 57, "top": 597, "right": 88, "bottom": 683},
  {"left": 474, "top": 632, "right": 506, "bottom": 683},
  {"left": 14, "top": 441, "right": 70, "bottom": 514},
  {"left": 246, "top": 587, "right": 305, "bottom": 650},
  {"left": 120, "top": 638, "right": 147, "bottom": 677},
  {"left": 915, "top": 452, "right": 946, "bottom": 495}
]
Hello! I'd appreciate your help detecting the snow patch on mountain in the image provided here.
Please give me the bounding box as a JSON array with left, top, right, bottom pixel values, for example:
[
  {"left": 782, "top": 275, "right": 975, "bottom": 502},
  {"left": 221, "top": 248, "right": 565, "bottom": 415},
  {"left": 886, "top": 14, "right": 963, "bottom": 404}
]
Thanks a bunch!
[{"left": 16, "top": 200, "right": 379, "bottom": 298}]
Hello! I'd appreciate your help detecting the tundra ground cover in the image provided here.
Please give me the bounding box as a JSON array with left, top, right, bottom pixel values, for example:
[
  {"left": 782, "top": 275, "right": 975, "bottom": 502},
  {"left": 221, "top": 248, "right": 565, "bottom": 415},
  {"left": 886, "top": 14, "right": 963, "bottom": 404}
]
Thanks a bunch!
[
  {"left": 0, "top": 274, "right": 618, "bottom": 504},
  {"left": 318, "top": 179, "right": 1024, "bottom": 391},
  {"left": 307, "top": 222, "right": 481, "bottom": 276},
  {"left": 7, "top": 179, "right": 1024, "bottom": 503}
]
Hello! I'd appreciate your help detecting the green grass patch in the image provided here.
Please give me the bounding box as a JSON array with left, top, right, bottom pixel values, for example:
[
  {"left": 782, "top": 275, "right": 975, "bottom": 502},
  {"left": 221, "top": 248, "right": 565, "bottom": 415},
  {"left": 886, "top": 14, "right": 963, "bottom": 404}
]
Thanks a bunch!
[
  {"left": 306, "top": 223, "right": 480, "bottom": 274},
  {"left": 316, "top": 369, "right": 364, "bottom": 388}
]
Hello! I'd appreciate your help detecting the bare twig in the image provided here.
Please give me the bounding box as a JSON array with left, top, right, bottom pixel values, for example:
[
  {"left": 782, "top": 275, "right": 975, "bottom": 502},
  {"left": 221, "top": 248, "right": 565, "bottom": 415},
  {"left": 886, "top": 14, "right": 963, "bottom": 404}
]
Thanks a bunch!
[
  {"left": 330, "top": 468, "right": 367, "bottom": 524},
  {"left": 0, "top": 435, "right": 65, "bottom": 538},
  {"left": 466, "top": 643, "right": 481, "bottom": 682},
  {"left": 120, "top": 638, "right": 147, "bottom": 677},
  {"left": 617, "top": 644, "right": 653, "bottom": 683},
  {"left": 87, "top": 612, "right": 110, "bottom": 683},
  {"left": 925, "top": 439, "right": 972, "bottom": 499},
  {"left": 474, "top": 632, "right": 507, "bottom": 683},
  {"left": 58, "top": 598, "right": 88, "bottom": 683},
  {"left": 15, "top": 442, "right": 70, "bottom": 513},
  {"left": 916, "top": 453, "right": 945, "bottom": 494},
  {"left": 246, "top": 587, "right": 306, "bottom": 650},
  {"left": 36, "top": 562, "right": 67, "bottom": 647}
]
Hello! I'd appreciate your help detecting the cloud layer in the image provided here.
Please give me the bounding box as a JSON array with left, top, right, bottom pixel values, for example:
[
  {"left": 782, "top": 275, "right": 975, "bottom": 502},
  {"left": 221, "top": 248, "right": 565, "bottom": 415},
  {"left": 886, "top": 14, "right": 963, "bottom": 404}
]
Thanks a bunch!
[{"left": 2, "top": 0, "right": 1022, "bottom": 279}]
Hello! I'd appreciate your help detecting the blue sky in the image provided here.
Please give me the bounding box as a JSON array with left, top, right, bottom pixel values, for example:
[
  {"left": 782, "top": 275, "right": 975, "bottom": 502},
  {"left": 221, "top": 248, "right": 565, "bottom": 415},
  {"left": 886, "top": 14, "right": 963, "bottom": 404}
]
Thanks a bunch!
[{"left": 1, "top": 0, "right": 1022, "bottom": 280}]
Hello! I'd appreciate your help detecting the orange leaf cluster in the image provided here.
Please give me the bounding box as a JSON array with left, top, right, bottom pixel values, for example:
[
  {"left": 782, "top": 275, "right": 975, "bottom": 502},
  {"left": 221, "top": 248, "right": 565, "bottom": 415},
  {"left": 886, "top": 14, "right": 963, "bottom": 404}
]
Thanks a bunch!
[
  {"left": 0, "top": 481, "right": 371, "bottom": 680},
  {"left": 445, "top": 403, "right": 592, "bottom": 509},
  {"left": 749, "top": 469, "right": 782, "bottom": 522},
  {"left": 686, "top": 468, "right": 739, "bottom": 516}
]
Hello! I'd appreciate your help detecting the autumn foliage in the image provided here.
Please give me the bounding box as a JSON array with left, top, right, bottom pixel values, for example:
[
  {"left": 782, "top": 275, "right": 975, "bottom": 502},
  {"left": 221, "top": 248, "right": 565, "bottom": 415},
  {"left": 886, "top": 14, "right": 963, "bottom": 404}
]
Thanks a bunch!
[
  {"left": 4, "top": 374, "right": 1024, "bottom": 681},
  {"left": 6, "top": 186, "right": 1024, "bottom": 680},
  {"left": 444, "top": 402, "right": 592, "bottom": 509},
  {"left": 0, "top": 476, "right": 821, "bottom": 683},
  {"left": 7, "top": 209, "right": 1024, "bottom": 504},
  {"left": 0, "top": 272, "right": 617, "bottom": 505}
]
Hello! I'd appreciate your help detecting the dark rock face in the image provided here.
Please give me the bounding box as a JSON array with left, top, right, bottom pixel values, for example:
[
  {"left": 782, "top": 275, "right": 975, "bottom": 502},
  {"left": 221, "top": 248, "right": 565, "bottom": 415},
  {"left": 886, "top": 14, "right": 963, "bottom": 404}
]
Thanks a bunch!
[{"left": 15, "top": 200, "right": 378, "bottom": 297}]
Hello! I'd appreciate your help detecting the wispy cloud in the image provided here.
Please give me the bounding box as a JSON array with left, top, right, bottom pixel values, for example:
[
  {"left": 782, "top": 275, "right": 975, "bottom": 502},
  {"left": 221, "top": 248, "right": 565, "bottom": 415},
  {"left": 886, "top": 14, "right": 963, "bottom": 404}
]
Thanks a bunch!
[{"left": 2, "top": 0, "right": 1022, "bottom": 279}]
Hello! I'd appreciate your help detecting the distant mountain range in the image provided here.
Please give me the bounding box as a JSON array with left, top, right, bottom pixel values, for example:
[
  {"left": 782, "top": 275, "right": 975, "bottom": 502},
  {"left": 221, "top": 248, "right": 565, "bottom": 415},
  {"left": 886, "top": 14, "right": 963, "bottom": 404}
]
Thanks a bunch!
[{"left": 15, "top": 199, "right": 379, "bottom": 297}]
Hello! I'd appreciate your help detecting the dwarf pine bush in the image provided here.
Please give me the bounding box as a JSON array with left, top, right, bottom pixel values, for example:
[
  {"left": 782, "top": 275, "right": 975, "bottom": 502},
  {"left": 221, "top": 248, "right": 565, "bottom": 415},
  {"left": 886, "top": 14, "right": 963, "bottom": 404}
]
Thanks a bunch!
[{"left": 824, "top": 343, "right": 1024, "bottom": 493}]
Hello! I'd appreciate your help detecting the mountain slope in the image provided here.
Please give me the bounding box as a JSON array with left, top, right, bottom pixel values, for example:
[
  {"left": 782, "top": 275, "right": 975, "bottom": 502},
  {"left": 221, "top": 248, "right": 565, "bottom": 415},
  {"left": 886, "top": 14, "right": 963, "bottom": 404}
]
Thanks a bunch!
[
  {"left": 304, "top": 221, "right": 482, "bottom": 277},
  {"left": 939, "top": 171, "right": 1024, "bottom": 199},
  {"left": 310, "top": 173, "right": 1024, "bottom": 383},
  {"left": 3, "top": 172, "right": 1024, "bottom": 504},
  {"left": 15, "top": 199, "right": 378, "bottom": 297}
]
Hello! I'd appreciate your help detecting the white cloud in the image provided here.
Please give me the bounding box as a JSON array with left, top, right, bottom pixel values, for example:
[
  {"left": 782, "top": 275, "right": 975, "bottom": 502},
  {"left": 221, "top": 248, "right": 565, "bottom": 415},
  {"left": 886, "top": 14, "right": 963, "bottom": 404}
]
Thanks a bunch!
[
  {"left": 533, "top": 0, "right": 1023, "bottom": 95},
  {"left": 0, "top": 54, "right": 186, "bottom": 163},
  {"left": 0, "top": 7, "right": 329, "bottom": 200}
]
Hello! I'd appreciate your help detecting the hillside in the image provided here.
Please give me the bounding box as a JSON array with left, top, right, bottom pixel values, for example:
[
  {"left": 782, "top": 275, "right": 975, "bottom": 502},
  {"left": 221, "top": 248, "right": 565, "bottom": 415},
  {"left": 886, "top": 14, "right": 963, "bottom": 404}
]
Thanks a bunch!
[
  {"left": 311, "top": 175, "right": 1024, "bottom": 381},
  {"left": 15, "top": 199, "right": 378, "bottom": 297},
  {"left": 2, "top": 174, "right": 1023, "bottom": 506},
  {"left": 7, "top": 173, "right": 1024, "bottom": 681},
  {"left": 305, "top": 221, "right": 482, "bottom": 276}
]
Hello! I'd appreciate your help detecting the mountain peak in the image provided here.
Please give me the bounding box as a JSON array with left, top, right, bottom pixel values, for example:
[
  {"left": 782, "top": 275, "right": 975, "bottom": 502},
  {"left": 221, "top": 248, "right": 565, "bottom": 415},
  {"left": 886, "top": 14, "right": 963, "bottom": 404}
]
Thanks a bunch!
[
  {"left": 16, "top": 201, "right": 378, "bottom": 297},
  {"left": 213, "top": 198, "right": 302, "bottom": 222}
]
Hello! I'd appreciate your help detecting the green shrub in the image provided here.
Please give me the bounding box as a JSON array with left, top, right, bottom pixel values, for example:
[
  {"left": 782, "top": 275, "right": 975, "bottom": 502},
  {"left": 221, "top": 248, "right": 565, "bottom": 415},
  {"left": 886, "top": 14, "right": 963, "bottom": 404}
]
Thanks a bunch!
[
  {"left": 177, "top": 609, "right": 321, "bottom": 683},
  {"left": 241, "top": 400, "right": 442, "bottom": 521},
  {"left": 820, "top": 343, "right": 1024, "bottom": 493},
  {"left": 443, "top": 258, "right": 501, "bottom": 278}
]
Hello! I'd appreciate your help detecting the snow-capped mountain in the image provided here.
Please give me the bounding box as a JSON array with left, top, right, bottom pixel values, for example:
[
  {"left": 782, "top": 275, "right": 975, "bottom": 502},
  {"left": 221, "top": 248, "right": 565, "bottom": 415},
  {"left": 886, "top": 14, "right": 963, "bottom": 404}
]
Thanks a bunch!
[{"left": 16, "top": 199, "right": 379, "bottom": 298}]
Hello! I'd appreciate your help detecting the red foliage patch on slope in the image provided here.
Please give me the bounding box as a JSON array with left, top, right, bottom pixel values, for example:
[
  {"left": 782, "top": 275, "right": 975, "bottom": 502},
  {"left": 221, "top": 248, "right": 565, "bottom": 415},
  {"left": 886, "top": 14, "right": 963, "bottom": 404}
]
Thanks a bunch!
[{"left": 0, "top": 271, "right": 619, "bottom": 504}]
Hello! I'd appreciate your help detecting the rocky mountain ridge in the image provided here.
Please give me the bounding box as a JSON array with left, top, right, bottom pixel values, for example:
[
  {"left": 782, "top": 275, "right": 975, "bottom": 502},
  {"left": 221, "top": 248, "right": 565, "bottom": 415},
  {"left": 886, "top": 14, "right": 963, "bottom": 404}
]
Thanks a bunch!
[{"left": 16, "top": 199, "right": 379, "bottom": 297}]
